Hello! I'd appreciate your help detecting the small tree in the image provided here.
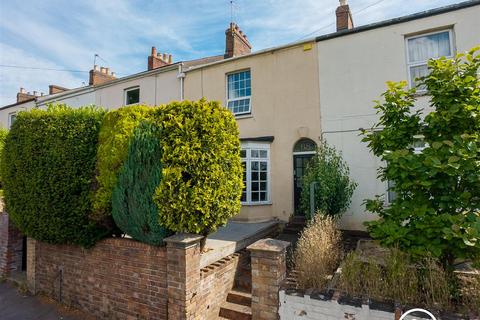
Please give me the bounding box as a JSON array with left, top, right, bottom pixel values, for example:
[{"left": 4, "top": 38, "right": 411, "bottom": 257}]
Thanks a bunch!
[
  {"left": 153, "top": 100, "right": 243, "bottom": 248},
  {"left": 301, "top": 140, "right": 357, "bottom": 218},
  {"left": 361, "top": 47, "right": 480, "bottom": 267},
  {"left": 112, "top": 121, "right": 171, "bottom": 245}
]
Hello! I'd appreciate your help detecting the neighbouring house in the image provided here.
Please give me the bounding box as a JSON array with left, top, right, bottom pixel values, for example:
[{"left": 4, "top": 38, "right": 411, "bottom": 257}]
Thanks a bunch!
[
  {"left": 0, "top": 0, "right": 478, "bottom": 231},
  {"left": 315, "top": 0, "right": 480, "bottom": 230}
]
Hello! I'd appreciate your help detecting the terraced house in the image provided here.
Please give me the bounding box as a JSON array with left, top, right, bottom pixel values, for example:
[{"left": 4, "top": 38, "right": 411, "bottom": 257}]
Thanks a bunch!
[{"left": 1, "top": 0, "right": 479, "bottom": 231}]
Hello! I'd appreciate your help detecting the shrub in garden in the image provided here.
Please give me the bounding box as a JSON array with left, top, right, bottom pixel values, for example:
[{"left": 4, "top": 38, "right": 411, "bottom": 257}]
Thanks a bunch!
[
  {"left": 300, "top": 140, "right": 357, "bottom": 218},
  {"left": 93, "top": 105, "right": 154, "bottom": 223},
  {"left": 112, "top": 121, "right": 170, "bottom": 245},
  {"left": 361, "top": 47, "right": 480, "bottom": 267},
  {"left": 0, "top": 105, "right": 108, "bottom": 247},
  {"left": 153, "top": 99, "right": 243, "bottom": 242},
  {"left": 293, "top": 213, "right": 342, "bottom": 289}
]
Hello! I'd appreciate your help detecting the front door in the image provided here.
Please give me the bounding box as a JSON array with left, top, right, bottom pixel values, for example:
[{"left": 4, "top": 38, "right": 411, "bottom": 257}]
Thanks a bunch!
[{"left": 293, "top": 154, "right": 314, "bottom": 215}]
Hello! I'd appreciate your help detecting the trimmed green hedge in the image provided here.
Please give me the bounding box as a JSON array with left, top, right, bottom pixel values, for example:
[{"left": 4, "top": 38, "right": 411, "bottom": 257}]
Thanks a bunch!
[
  {"left": 92, "top": 105, "right": 154, "bottom": 222},
  {"left": 0, "top": 127, "right": 8, "bottom": 187},
  {"left": 153, "top": 100, "right": 243, "bottom": 236},
  {"left": 1, "top": 105, "right": 109, "bottom": 247},
  {"left": 112, "top": 121, "right": 170, "bottom": 245}
]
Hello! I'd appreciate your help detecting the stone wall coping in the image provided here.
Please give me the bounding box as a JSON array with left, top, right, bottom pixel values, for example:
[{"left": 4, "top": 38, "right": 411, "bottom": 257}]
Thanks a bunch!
[
  {"left": 247, "top": 238, "right": 290, "bottom": 253},
  {"left": 164, "top": 233, "right": 204, "bottom": 248}
]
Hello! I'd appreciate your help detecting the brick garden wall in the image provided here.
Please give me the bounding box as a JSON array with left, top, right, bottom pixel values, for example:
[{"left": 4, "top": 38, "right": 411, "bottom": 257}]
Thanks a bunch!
[
  {"left": 0, "top": 211, "right": 24, "bottom": 276},
  {"left": 198, "top": 250, "right": 250, "bottom": 319},
  {"left": 32, "top": 238, "right": 168, "bottom": 320}
]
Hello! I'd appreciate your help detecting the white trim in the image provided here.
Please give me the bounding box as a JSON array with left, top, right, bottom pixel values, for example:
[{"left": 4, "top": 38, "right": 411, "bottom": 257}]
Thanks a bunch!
[
  {"left": 405, "top": 29, "right": 454, "bottom": 91},
  {"left": 124, "top": 86, "right": 140, "bottom": 106},
  {"left": 8, "top": 112, "right": 17, "bottom": 129},
  {"left": 292, "top": 151, "right": 316, "bottom": 156},
  {"left": 241, "top": 142, "right": 271, "bottom": 206},
  {"left": 226, "top": 70, "right": 252, "bottom": 116}
]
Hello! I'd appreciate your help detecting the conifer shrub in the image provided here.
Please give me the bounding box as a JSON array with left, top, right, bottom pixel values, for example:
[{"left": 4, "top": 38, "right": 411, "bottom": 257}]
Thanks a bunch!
[
  {"left": 0, "top": 105, "right": 108, "bottom": 247},
  {"left": 92, "top": 105, "right": 154, "bottom": 223},
  {"left": 153, "top": 99, "right": 243, "bottom": 239},
  {"left": 0, "top": 127, "right": 8, "bottom": 188},
  {"left": 112, "top": 121, "right": 171, "bottom": 245}
]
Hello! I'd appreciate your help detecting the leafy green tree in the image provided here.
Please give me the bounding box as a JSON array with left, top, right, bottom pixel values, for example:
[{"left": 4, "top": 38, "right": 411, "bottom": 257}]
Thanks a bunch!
[
  {"left": 361, "top": 47, "right": 480, "bottom": 266},
  {"left": 112, "top": 121, "right": 170, "bottom": 245},
  {"left": 153, "top": 99, "right": 243, "bottom": 247},
  {"left": 0, "top": 127, "right": 8, "bottom": 188},
  {"left": 301, "top": 140, "right": 357, "bottom": 218}
]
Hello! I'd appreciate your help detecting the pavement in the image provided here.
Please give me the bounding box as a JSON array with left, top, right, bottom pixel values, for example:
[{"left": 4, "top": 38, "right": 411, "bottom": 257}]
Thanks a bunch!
[
  {"left": 0, "top": 282, "right": 92, "bottom": 320},
  {"left": 200, "top": 219, "right": 279, "bottom": 268}
]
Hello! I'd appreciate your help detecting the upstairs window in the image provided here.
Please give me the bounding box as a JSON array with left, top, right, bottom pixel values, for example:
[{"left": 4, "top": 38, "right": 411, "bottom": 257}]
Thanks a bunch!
[
  {"left": 8, "top": 112, "right": 17, "bottom": 129},
  {"left": 406, "top": 30, "right": 453, "bottom": 90},
  {"left": 227, "top": 70, "right": 251, "bottom": 115},
  {"left": 240, "top": 143, "right": 270, "bottom": 205},
  {"left": 124, "top": 87, "right": 140, "bottom": 105}
]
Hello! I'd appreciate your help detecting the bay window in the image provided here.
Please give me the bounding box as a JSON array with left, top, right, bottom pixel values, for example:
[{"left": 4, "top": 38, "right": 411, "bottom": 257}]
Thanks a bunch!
[{"left": 240, "top": 143, "right": 270, "bottom": 205}]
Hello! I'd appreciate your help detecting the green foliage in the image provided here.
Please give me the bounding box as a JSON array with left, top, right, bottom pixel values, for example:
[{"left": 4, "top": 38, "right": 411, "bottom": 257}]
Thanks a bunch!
[
  {"left": 153, "top": 99, "right": 243, "bottom": 236},
  {"left": 301, "top": 140, "right": 357, "bottom": 218},
  {"left": 0, "top": 105, "right": 108, "bottom": 247},
  {"left": 0, "top": 127, "right": 8, "bottom": 187},
  {"left": 93, "top": 105, "right": 154, "bottom": 222},
  {"left": 361, "top": 47, "right": 480, "bottom": 265},
  {"left": 112, "top": 121, "right": 171, "bottom": 245}
]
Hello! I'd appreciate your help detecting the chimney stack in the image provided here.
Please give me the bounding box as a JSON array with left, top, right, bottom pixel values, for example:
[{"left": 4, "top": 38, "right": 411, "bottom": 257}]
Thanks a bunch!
[
  {"left": 225, "top": 23, "right": 252, "bottom": 59},
  {"left": 148, "top": 46, "right": 173, "bottom": 70},
  {"left": 49, "top": 85, "right": 69, "bottom": 95},
  {"left": 89, "top": 65, "right": 116, "bottom": 86},
  {"left": 16, "top": 87, "right": 40, "bottom": 103},
  {"left": 336, "top": 0, "right": 354, "bottom": 31}
]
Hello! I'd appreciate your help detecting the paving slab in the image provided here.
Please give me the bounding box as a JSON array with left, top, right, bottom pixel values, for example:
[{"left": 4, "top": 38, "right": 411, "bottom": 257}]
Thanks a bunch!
[
  {"left": 0, "top": 282, "right": 92, "bottom": 320},
  {"left": 200, "top": 220, "right": 279, "bottom": 268}
]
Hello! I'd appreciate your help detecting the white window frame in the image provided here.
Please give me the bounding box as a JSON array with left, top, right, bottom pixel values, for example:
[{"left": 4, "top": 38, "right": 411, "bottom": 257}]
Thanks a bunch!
[
  {"left": 241, "top": 142, "right": 271, "bottom": 205},
  {"left": 405, "top": 29, "right": 454, "bottom": 91},
  {"left": 8, "top": 112, "right": 17, "bottom": 129},
  {"left": 124, "top": 86, "right": 140, "bottom": 106},
  {"left": 226, "top": 69, "right": 251, "bottom": 116}
]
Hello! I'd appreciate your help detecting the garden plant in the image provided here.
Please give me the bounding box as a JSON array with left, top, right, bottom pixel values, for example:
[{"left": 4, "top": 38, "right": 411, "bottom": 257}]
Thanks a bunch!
[{"left": 361, "top": 47, "right": 480, "bottom": 268}]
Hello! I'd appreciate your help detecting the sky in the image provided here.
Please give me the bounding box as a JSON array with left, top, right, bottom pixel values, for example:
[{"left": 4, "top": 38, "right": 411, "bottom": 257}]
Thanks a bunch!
[{"left": 0, "top": 0, "right": 466, "bottom": 105}]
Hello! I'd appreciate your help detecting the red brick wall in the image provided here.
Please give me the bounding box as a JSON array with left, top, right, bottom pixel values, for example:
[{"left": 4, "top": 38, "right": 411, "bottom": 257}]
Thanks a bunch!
[
  {"left": 0, "top": 211, "right": 24, "bottom": 276},
  {"left": 34, "top": 238, "right": 167, "bottom": 320},
  {"left": 198, "top": 250, "right": 250, "bottom": 319}
]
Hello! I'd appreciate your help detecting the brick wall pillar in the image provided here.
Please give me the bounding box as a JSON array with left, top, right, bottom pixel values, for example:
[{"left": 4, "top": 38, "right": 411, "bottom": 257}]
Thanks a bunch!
[
  {"left": 164, "top": 233, "right": 203, "bottom": 320},
  {"left": 26, "top": 238, "right": 37, "bottom": 294},
  {"left": 248, "top": 238, "right": 290, "bottom": 320}
]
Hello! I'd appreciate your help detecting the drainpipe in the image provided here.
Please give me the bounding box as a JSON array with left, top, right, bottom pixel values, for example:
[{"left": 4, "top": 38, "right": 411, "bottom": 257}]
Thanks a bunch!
[{"left": 177, "top": 63, "right": 185, "bottom": 101}]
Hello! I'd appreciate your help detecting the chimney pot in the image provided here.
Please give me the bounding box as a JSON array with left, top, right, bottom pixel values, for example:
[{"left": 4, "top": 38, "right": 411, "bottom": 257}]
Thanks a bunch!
[
  {"left": 106, "top": 67, "right": 110, "bottom": 74},
  {"left": 336, "top": 0, "right": 354, "bottom": 31},
  {"left": 94, "top": 65, "right": 99, "bottom": 71},
  {"left": 151, "top": 46, "right": 157, "bottom": 56},
  {"left": 20, "top": 87, "right": 25, "bottom": 93},
  {"left": 168, "top": 54, "right": 172, "bottom": 64},
  {"left": 100, "top": 67, "right": 106, "bottom": 73},
  {"left": 162, "top": 53, "right": 167, "bottom": 61},
  {"left": 224, "top": 22, "right": 252, "bottom": 58},
  {"left": 111, "top": 72, "right": 116, "bottom": 77},
  {"left": 33, "top": 91, "right": 38, "bottom": 96}
]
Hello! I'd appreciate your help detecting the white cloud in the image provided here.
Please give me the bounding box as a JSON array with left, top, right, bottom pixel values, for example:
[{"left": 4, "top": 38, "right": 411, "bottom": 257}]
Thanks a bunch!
[{"left": 0, "top": 0, "right": 463, "bottom": 105}]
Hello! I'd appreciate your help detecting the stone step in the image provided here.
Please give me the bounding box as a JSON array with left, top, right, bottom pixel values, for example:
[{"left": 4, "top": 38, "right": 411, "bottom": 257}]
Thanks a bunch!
[
  {"left": 219, "top": 301, "right": 252, "bottom": 320},
  {"left": 227, "top": 289, "right": 251, "bottom": 307}
]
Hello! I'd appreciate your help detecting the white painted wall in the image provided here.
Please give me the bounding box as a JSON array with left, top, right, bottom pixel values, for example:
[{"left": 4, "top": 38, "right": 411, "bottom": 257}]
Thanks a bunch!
[
  {"left": 0, "top": 100, "right": 36, "bottom": 129},
  {"left": 317, "top": 5, "right": 480, "bottom": 230}
]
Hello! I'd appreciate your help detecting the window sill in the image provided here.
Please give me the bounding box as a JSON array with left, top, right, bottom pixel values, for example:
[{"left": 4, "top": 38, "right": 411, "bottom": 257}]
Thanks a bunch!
[
  {"left": 235, "top": 113, "right": 253, "bottom": 120},
  {"left": 241, "top": 201, "right": 272, "bottom": 206}
]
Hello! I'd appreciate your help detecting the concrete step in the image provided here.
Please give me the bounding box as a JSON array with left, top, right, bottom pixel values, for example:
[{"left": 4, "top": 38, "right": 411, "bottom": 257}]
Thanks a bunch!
[
  {"left": 219, "top": 301, "right": 252, "bottom": 320},
  {"left": 226, "top": 289, "right": 251, "bottom": 307}
]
